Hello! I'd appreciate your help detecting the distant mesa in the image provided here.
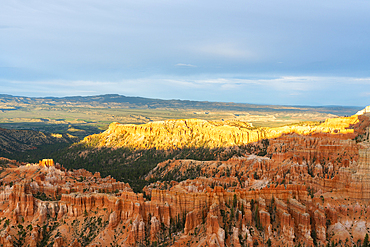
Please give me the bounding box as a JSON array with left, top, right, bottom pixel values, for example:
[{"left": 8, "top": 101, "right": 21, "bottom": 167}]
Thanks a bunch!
[
  {"left": 0, "top": 93, "right": 362, "bottom": 115},
  {"left": 81, "top": 115, "right": 360, "bottom": 150}
]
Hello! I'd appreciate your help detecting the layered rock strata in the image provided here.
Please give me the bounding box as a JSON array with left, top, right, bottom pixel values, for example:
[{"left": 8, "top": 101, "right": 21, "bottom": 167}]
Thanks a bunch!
[
  {"left": 81, "top": 116, "right": 360, "bottom": 150},
  {"left": 0, "top": 113, "right": 369, "bottom": 246}
]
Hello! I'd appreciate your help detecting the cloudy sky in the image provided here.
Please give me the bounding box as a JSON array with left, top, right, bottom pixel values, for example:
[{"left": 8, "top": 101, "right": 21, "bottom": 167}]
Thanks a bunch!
[{"left": 1, "top": 0, "right": 370, "bottom": 106}]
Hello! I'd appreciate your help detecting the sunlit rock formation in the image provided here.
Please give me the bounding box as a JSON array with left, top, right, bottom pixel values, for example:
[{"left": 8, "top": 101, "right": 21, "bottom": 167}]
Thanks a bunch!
[
  {"left": 81, "top": 116, "right": 359, "bottom": 150},
  {"left": 356, "top": 105, "right": 370, "bottom": 115},
  {"left": 0, "top": 111, "right": 369, "bottom": 246}
]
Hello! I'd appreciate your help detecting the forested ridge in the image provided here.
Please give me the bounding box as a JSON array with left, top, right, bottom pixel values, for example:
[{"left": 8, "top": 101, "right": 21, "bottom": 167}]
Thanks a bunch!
[{"left": 50, "top": 144, "right": 245, "bottom": 192}]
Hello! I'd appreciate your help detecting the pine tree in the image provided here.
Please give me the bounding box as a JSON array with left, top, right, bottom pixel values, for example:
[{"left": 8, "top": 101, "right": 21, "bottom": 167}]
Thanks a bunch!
[{"left": 363, "top": 233, "right": 369, "bottom": 247}]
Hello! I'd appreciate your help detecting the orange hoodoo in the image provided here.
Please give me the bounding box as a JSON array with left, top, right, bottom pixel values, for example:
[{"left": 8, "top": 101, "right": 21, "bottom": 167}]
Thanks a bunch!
[{"left": 38, "top": 159, "right": 54, "bottom": 167}]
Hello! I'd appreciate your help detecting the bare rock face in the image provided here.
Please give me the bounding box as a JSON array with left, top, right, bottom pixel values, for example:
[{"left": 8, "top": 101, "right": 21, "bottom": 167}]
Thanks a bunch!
[
  {"left": 150, "top": 216, "right": 160, "bottom": 242},
  {"left": 0, "top": 229, "right": 13, "bottom": 247},
  {"left": 39, "top": 159, "right": 54, "bottom": 167},
  {"left": 184, "top": 210, "right": 202, "bottom": 235},
  {"left": 356, "top": 105, "right": 370, "bottom": 115},
  {"left": 69, "top": 239, "right": 82, "bottom": 247},
  {"left": 288, "top": 199, "right": 313, "bottom": 246},
  {"left": 274, "top": 198, "right": 295, "bottom": 246},
  {"left": 244, "top": 202, "right": 252, "bottom": 225},
  {"left": 206, "top": 202, "right": 225, "bottom": 247},
  {"left": 127, "top": 216, "right": 146, "bottom": 245},
  {"left": 81, "top": 115, "right": 360, "bottom": 150},
  {"left": 108, "top": 211, "right": 119, "bottom": 229},
  {"left": 313, "top": 209, "right": 326, "bottom": 246},
  {"left": 232, "top": 227, "right": 241, "bottom": 247},
  {"left": 1, "top": 114, "right": 370, "bottom": 246},
  {"left": 53, "top": 237, "right": 64, "bottom": 247}
]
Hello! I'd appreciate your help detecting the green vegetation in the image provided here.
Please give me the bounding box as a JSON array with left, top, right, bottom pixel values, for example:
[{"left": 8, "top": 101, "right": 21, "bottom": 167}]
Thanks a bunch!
[
  {"left": 0, "top": 122, "right": 102, "bottom": 139},
  {"left": 13, "top": 224, "right": 26, "bottom": 247},
  {"left": 0, "top": 94, "right": 362, "bottom": 195},
  {"left": 363, "top": 233, "right": 369, "bottom": 247},
  {"left": 0, "top": 94, "right": 358, "bottom": 136},
  {"left": 71, "top": 216, "right": 107, "bottom": 246},
  {"left": 0, "top": 143, "right": 71, "bottom": 163},
  {"left": 50, "top": 144, "right": 240, "bottom": 192},
  {"left": 33, "top": 191, "right": 61, "bottom": 201},
  {"left": 307, "top": 187, "right": 315, "bottom": 199},
  {"left": 0, "top": 158, "right": 14, "bottom": 168},
  {"left": 38, "top": 222, "right": 59, "bottom": 247}
]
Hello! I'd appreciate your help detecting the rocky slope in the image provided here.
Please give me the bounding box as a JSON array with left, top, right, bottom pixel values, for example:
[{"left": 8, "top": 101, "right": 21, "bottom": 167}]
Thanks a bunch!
[
  {"left": 0, "top": 128, "right": 78, "bottom": 154},
  {"left": 81, "top": 115, "right": 359, "bottom": 150},
  {"left": 0, "top": 157, "right": 21, "bottom": 168},
  {"left": 0, "top": 110, "right": 369, "bottom": 246},
  {"left": 356, "top": 105, "right": 370, "bottom": 115},
  {"left": 56, "top": 115, "right": 361, "bottom": 192}
]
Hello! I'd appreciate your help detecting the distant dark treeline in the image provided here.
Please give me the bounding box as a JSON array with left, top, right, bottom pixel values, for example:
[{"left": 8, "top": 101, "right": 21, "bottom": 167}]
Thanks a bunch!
[{"left": 0, "top": 143, "right": 71, "bottom": 164}]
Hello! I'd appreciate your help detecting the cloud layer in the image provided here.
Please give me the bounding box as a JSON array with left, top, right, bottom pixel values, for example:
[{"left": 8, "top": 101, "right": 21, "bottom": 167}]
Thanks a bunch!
[
  {"left": 2, "top": 76, "right": 369, "bottom": 106},
  {"left": 1, "top": 0, "right": 370, "bottom": 106}
]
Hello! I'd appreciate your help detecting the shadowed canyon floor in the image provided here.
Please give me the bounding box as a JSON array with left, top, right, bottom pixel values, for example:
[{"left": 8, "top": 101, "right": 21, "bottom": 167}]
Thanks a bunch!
[{"left": 0, "top": 110, "right": 369, "bottom": 246}]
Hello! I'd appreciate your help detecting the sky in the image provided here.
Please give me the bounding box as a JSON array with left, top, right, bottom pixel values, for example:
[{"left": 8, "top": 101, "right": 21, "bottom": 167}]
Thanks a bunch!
[{"left": 1, "top": 0, "right": 370, "bottom": 106}]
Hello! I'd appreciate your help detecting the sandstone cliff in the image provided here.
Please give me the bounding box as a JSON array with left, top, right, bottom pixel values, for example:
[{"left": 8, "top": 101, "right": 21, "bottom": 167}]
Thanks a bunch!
[
  {"left": 0, "top": 113, "right": 369, "bottom": 246},
  {"left": 81, "top": 116, "right": 359, "bottom": 150},
  {"left": 356, "top": 105, "right": 370, "bottom": 115}
]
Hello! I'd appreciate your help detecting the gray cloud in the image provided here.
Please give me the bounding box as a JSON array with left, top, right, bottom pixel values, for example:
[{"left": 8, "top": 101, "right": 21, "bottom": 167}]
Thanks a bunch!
[
  {"left": 0, "top": 0, "right": 369, "bottom": 106},
  {"left": 1, "top": 76, "right": 369, "bottom": 106}
]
